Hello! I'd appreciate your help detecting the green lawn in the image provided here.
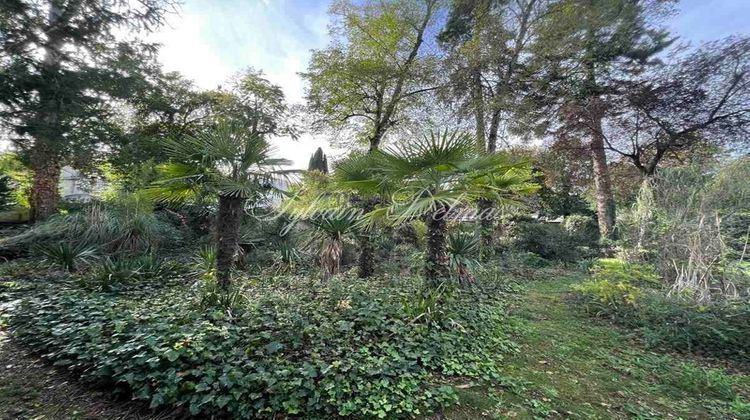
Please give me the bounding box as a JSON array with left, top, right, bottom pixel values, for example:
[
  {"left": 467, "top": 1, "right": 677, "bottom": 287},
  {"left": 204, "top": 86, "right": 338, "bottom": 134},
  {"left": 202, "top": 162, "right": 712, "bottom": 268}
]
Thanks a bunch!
[{"left": 444, "top": 272, "right": 750, "bottom": 419}]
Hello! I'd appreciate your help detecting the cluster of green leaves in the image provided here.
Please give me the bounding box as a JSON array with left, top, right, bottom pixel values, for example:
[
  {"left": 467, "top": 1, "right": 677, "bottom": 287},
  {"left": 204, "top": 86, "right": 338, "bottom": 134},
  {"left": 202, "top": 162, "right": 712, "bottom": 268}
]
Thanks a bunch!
[
  {"left": 0, "top": 198, "right": 183, "bottom": 257},
  {"left": 590, "top": 258, "right": 660, "bottom": 286},
  {"left": 570, "top": 279, "right": 642, "bottom": 318},
  {"left": 500, "top": 215, "right": 599, "bottom": 262},
  {"left": 9, "top": 273, "right": 517, "bottom": 418},
  {"left": 571, "top": 259, "right": 750, "bottom": 361}
]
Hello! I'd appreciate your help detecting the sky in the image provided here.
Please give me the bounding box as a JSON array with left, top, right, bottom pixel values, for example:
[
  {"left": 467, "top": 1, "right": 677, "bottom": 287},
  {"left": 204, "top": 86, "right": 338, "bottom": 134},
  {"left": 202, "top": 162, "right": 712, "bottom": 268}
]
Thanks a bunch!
[{"left": 150, "top": 0, "right": 333, "bottom": 169}]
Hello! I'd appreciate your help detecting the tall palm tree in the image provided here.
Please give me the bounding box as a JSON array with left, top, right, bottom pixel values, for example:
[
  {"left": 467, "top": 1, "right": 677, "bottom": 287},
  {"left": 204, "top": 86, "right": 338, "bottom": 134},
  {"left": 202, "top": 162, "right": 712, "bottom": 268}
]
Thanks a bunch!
[
  {"left": 342, "top": 130, "right": 538, "bottom": 283},
  {"left": 150, "top": 122, "right": 291, "bottom": 288}
]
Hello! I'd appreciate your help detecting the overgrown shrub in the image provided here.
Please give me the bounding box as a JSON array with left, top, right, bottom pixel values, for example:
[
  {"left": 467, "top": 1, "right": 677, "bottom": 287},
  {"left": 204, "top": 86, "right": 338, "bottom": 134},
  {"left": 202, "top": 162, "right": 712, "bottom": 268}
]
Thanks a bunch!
[
  {"left": 571, "top": 260, "right": 750, "bottom": 361},
  {"left": 634, "top": 294, "right": 750, "bottom": 360},
  {"left": 0, "top": 201, "right": 182, "bottom": 257},
  {"left": 590, "top": 258, "right": 660, "bottom": 286},
  {"left": 570, "top": 279, "right": 641, "bottom": 318},
  {"left": 504, "top": 221, "right": 576, "bottom": 261},
  {"left": 9, "top": 274, "right": 516, "bottom": 418},
  {"left": 562, "top": 214, "right": 599, "bottom": 246}
]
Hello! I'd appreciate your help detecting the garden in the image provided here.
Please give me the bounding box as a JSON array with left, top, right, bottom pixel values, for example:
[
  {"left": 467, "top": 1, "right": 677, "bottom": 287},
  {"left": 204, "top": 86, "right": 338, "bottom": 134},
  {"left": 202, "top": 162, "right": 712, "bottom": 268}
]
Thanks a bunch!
[{"left": 1, "top": 0, "right": 749, "bottom": 419}]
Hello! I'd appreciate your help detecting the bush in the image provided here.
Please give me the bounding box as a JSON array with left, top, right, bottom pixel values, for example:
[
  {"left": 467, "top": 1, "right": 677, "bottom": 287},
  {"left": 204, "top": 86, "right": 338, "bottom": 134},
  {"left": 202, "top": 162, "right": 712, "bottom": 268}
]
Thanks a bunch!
[
  {"left": 562, "top": 214, "right": 599, "bottom": 246},
  {"left": 0, "top": 201, "right": 182, "bottom": 257},
  {"left": 590, "top": 258, "right": 660, "bottom": 286},
  {"left": 634, "top": 294, "right": 750, "bottom": 360},
  {"left": 504, "top": 220, "right": 575, "bottom": 261},
  {"left": 571, "top": 260, "right": 750, "bottom": 361},
  {"left": 9, "top": 274, "right": 516, "bottom": 418},
  {"left": 570, "top": 279, "right": 641, "bottom": 318}
]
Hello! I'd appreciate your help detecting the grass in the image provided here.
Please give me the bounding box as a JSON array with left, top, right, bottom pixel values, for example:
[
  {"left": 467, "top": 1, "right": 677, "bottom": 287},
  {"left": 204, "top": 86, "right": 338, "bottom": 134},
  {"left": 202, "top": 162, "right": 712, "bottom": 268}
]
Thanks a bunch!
[{"left": 443, "top": 272, "right": 750, "bottom": 419}]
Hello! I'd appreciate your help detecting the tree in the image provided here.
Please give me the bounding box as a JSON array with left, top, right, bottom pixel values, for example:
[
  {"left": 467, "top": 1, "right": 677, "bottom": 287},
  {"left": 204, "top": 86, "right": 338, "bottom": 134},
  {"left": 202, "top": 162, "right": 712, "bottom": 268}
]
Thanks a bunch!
[
  {"left": 342, "top": 130, "right": 537, "bottom": 282},
  {"left": 301, "top": 0, "right": 439, "bottom": 151},
  {"left": 0, "top": 0, "right": 175, "bottom": 221},
  {"left": 151, "top": 123, "right": 291, "bottom": 288},
  {"left": 0, "top": 175, "right": 14, "bottom": 211},
  {"left": 439, "top": 0, "right": 553, "bottom": 248},
  {"left": 223, "top": 68, "right": 300, "bottom": 140},
  {"left": 308, "top": 147, "right": 329, "bottom": 173},
  {"left": 528, "top": 0, "right": 673, "bottom": 237},
  {"left": 607, "top": 37, "right": 750, "bottom": 176},
  {"left": 114, "top": 72, "right": 221, "bottom": 161}
]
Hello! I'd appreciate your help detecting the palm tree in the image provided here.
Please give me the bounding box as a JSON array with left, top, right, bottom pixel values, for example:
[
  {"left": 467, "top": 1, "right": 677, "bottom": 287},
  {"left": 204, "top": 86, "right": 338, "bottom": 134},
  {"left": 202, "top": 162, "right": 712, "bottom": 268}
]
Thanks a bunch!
[
  {"left": 150, "top": 122, "right": 291, "bottom": 288},
  {"left": 332, "top": 153, "right": 391, "bottom": 279},
  {"left": 306, "top": 209, "right": 359, "bottom": 279},
  {"left": 342, "top": 130, "right": 538, "bottom": 283}
]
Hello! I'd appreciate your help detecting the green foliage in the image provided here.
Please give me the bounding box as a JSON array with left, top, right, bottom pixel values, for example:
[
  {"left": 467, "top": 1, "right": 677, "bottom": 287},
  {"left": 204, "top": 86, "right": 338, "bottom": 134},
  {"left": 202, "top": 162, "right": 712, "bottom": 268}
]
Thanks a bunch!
[
  {"left": 0, "top": 175, "right": 14, "bottom": 210},
  {"left": 0, "top": 202, "right": 181, "bottom": 256},
  {"left": 150, "top": 122, "right": 292, "bottom": 204},
  {"left": 307, "top": 147, "right": 328, "bottom": 173},
  {"left": 663, "top": 363, "right": 737, "bottom": 401},
  {"left": 571, "top": 279, "right": 641, "bottom": 318},
  {"left": 572, "top": 261, "right": 750, "bottom": 360},
  {"left": 562, "top": 214, "right": 599, "bottom": 245},
  {"left": 590, "top": 258, "right": 660, "bottom": 286},
  {"left": 504, "top": 220, "right": 576, "bottom": 261},
  {"left": 35, "top": 242, "right": 97, "bottom": 273},
  {"left": 301, "top": 0, "right": 438, "bottom": 146},
  {"left": 447, "top": 230, "right": 480, "bottom": 283},
  {"left": 0, "top": 152, "right": 30, "bottom": 208},
  {"left": 9, "top": 274, "right": 516, "bottom": 418},
  {"left": 306, "top": 209, "right": 361, "bottom": 279},
  {"left": 87, "top": 254, "right": 175, "bottom": 291}
]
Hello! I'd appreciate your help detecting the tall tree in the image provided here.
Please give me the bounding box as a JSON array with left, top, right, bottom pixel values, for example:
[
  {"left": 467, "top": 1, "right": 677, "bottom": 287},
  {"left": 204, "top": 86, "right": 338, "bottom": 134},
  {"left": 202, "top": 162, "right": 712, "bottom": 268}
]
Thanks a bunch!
[
  {"left": 528, "top": 0, "right": 673, "bottom": 237},
  {"left": 301, "top": 0, "right": 439, "bottom": 278},
  {"left": 151, "top": 123, "right": 291, "bottom": 288},
  {"left": 439, "top": 0, "right": 553, "bottom": 248},
  {"left": 607, "top": 37, "right": 750, "bottom": 176},
  {"left": 0, "top": 0, "right": 175, "bottom": 221},
  {"left": 308, "top": 147, "right": 329, "bottom": 173},
  {"left": 301, "top": 0, "right": 439, "bottom": 151}
]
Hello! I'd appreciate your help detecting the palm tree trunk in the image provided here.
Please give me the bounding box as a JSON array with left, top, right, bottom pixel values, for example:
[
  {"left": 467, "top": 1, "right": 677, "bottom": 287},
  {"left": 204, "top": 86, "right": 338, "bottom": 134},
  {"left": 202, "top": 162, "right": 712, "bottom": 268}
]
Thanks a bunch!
[
  {"left": 356, "top": 233, "right": 375, "bottom": 278},
  {"left": 354, "top": 197, "right": 377, "bottom": 278},
  {"left": 216, "top": 195, "right": 245, "bottom": 289},
  {"left": 425, "top": 203, "right": 449, "bottom": 283},
  {"left": 477, "top": 198, "right": 494, "bottom": 256}
]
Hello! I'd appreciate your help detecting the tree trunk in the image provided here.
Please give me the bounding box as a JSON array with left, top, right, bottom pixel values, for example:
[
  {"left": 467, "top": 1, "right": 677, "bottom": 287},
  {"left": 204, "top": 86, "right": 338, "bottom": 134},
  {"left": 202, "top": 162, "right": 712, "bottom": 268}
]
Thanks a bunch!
[
  {"left": 29, "top": 144, "right": 61, "bottom": 222},
  {"left": 29, "top": 4, "right": 64, "bottom": 222},
  {"left": 356, "top": 233, "right": 375, "bottom": 278},
  {"left": 425, "top": 203, "right": 449, "bottom": 283},
  {"left": 355, "top": 197, "right": 377, "bottom": 278},
  {"left": 216, "top": 195, "right": 245, "bottom": 289},
  {"left": 477, "top": 198, "right": 494, "bottom": 256},
  {"left": 589, "top": 112, "right": 616, "bottom": 238},
  {"left": 477, "top": 109, "right": 502, "bottom": 253},
  {"left": 472, "top": 68, "right": 486, "bottom": 152}
]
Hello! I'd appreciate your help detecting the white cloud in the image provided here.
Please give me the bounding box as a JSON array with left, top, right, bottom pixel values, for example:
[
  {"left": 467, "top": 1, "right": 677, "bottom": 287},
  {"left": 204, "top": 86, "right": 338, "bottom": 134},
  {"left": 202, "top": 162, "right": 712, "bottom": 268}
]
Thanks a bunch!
[
  {"left": 148, "top": 0, "right": 333, "bottom": 168},
  {"left": 150, "top": 14, "right": 233, "bottom": 90}
]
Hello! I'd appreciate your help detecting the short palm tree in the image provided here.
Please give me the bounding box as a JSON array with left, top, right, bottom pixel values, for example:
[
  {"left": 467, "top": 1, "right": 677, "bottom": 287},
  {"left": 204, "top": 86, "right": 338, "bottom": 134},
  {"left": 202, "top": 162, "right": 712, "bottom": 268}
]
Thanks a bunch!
[
  {"left": 150, "top": 122, "right": 291, "bottom": 288},
  {"left": 342, "top": 130, "right": 538, "bottom": 283},
  {"left": 306, "top": 209, "right": 360, "bottom": 279}
]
